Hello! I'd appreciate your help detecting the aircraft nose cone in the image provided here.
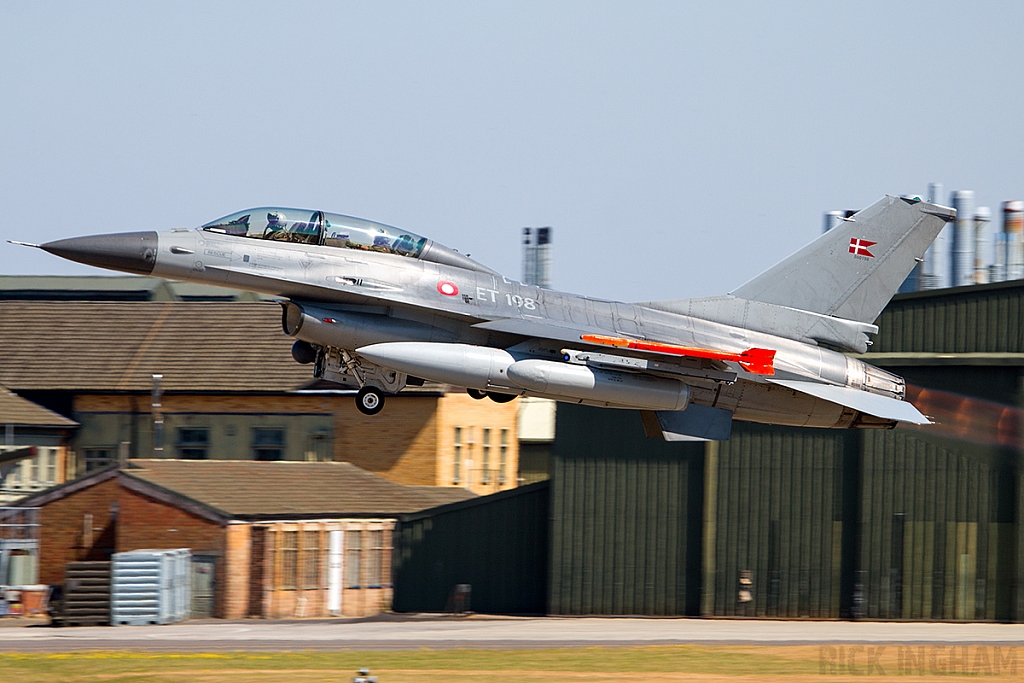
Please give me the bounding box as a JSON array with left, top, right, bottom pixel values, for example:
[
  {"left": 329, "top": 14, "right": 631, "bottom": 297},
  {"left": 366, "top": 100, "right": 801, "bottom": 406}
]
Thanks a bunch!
[{"left": 40, "top": 231, "right": 158, "bottom": 275}]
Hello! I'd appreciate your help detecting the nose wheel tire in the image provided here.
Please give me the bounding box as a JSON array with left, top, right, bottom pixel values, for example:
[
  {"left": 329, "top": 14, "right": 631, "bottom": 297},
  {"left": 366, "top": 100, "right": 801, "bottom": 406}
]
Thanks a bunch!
[
  {"left": 356, "top": 386, "right": 385, "bottom": 415},
  {"left": 486, "top": 391, "right": 517, "bottom": 404},
  {"left": 467, "top": 388, "right": 488, "bottom": 400}
]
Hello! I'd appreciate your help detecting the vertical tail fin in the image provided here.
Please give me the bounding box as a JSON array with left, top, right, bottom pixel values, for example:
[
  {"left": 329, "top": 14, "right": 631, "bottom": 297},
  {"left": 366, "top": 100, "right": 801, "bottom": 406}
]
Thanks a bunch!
[{"left": 731, "top": 195, "right": 955, "bottom": 324}]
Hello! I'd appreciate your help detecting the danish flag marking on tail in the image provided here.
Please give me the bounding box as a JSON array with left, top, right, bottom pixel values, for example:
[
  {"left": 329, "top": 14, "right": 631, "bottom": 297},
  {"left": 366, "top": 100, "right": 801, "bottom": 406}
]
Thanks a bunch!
[{"left": 849, "top": 238, "right": 877, "bottom": 258}]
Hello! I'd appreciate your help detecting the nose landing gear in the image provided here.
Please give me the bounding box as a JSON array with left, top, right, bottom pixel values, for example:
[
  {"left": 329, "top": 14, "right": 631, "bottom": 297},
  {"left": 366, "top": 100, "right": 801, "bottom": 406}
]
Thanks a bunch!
[{"left": 356, "top": 386, "right": 385, "bottom": 415}]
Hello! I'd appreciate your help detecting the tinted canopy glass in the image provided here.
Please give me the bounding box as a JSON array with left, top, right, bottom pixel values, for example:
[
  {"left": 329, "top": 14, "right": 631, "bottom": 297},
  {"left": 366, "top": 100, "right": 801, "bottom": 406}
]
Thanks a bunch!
[
  {"left": 321, "top": 212, "right": 427, "bottom": 258},
  {"left": 201, "top": 207, "right": 427, "bottom": 258}
]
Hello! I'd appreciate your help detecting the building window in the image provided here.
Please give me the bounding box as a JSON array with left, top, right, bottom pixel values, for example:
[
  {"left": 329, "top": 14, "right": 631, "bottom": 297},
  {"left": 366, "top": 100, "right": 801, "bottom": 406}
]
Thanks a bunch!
[
  {"left": 344, "top": 530, "right": 362, "bottom": 588},
  {"left": 453, "top": 427, "right": 462, "bottom": 484},
  {"left": 305, "top": 432, "right": 331, "bottom": 462},
  {"left": 499, "top": 429, "right": 508, "bottom": 485},
  {"left": 278, "top": 530, "right": 298, "bottom": 589},
  {"left": 481, "top": 428, "right": 491, "bottom": 484},
  {"left": 83, "top": 448, "right": 114, "bottom": 473},
  {"left": 8, "top": 460, "right": 22, "bottom": 487},
  {"left": 177, "top": 428, "right": 210, "bottom": 460},
  {"left": 302, "top": 530, "right": 320, "bottom": 589},
  {"left": 366, "top": 530, "right": 384, "bottom": 587},
  {"left": 252, "top": 428, "right": 285, "bottom": 461},
  {"left": 45, "top": 449, "right": 57, "bottom": 484}
]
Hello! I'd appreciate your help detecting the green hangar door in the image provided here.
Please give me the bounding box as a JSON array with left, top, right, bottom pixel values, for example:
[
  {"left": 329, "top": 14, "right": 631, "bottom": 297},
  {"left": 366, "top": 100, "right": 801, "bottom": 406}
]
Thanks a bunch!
[{"left": 548, "top": 404, "right": 705, "bottom": 616}]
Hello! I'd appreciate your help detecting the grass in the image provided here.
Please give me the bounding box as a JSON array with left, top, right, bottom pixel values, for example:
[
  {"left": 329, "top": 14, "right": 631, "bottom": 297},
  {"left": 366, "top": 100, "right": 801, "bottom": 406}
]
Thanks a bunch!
[
  {"left": 0, "top": 646, "right": 816, "bottom": 682},
  {"left": 2, "top": 645, "right": 1018, "bottom": 681}
]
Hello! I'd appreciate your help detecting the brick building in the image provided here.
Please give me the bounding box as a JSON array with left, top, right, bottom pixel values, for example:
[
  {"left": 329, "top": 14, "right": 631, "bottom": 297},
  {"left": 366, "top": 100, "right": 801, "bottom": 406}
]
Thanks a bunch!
[
  {"left": 0, "top": 299, "right": 520, "bottom": 496},
  {"left": 17, "top": 459, "right": 472, "bottom": 618}
]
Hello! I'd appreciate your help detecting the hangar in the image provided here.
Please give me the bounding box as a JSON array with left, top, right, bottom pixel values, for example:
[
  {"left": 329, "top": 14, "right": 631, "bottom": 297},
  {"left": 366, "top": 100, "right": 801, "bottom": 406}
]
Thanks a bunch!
[{"left": 394, "top": 279, "right": 1024, "bottom": 621}]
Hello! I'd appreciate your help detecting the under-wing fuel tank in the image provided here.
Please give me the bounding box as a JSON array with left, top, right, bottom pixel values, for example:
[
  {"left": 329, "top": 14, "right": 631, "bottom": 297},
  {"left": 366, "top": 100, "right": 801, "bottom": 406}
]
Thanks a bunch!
[{"left": 355, "top": 342, "right": 691, "bottom": 411}]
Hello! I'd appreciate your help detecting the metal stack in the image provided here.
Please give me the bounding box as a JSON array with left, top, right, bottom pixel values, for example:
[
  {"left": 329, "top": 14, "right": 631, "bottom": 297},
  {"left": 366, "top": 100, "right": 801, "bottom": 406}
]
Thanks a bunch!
[
  {"left": 951, "top": 190, "right": 976, "bottom": 288},
  {"left": 1004, "top": 201, "right": 1024, "bottom": 281},
  {"left": 921, "top": 182, "right": 948, "bottom": 290},
  {"left": 522, "top": 227, "right": 552, "bottom": 288},
  {"left": 111, "top": 548, "right": 191, "bottom": 626},
  {"left": 863, "top": 184, "right": 1024, "bottom": 291},
  {"left": 974, "top": 206, "right": 992, "bottom": 284}
]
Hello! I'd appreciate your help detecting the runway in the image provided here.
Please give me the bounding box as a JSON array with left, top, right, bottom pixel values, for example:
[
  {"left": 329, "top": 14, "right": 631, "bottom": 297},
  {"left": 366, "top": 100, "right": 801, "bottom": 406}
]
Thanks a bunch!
[{"left": 5, "top": 615, "right": 1024, "bottom": 652}]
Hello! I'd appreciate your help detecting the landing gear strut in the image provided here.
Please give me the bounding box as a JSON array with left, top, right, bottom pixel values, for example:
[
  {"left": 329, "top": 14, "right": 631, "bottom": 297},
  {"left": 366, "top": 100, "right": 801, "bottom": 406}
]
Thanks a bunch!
[
  {"left": 356, "top": 386, "right": 385, "bottom": 415},
  {"left": 467, "top": 388, "right": 487, "bottom": 400}
]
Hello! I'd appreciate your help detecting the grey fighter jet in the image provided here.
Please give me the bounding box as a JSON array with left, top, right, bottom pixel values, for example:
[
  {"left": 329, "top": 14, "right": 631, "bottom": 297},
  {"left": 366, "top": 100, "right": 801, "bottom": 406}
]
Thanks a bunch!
[{"left": 25, "top": 195, "right": 953, "bottom": 440}]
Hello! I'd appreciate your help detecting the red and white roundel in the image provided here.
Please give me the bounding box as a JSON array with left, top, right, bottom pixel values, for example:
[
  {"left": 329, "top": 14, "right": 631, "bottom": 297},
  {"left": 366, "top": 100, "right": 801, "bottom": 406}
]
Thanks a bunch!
[{"left": 437, "top": 280, "right": 459, "bottom": 296}]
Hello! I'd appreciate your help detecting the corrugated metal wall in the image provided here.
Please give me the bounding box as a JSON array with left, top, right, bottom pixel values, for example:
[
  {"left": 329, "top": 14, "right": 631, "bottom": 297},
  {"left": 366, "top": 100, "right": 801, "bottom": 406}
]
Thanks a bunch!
[
  {"left": 858, "top": 430, "right": 1014, "bottom": 621},
  {"left": 392, "top": 481, "right": 549, "bottom": 615},
  {"left": 874, "top": 281, "right": 1024, "bottom": 353},
  {"left": 548, "top": 404, "right": 704, "bottom": 616},
  {"left": 708, "top": 425, "right": 847, "bottom": 618},
  {"left": 706, "top": 424, "right": 1018, "bottom": 622}
]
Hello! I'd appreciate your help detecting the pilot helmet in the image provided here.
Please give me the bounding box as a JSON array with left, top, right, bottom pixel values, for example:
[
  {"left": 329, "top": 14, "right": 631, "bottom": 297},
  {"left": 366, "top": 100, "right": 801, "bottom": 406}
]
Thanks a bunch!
[{"left": 267, "top": 211, "right": 286, "bottom": 224}]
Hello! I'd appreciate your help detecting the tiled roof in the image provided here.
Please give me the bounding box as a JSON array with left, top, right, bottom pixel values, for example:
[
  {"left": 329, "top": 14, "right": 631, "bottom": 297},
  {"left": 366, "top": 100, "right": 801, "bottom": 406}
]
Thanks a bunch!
[
  {"left": 0, "top": 301, "right": 312, "bottom": 392},
  {"left": 123, "top": 459, "right": 475, "bottom": 518},
  {"left": 0, "top": 275, "right": 268, "bottom": 302},
  {"left": 0, "top": 300, "right": 454, "bottom": 395},
  {"left": 0, "top": 384, "right": 78, "bottom": 428}
]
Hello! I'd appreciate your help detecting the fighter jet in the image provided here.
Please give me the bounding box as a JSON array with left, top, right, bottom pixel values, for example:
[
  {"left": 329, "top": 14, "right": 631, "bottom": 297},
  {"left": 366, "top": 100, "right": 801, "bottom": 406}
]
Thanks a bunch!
[{"left": 24, "top": 195, "right": 953, "bottom": 440}]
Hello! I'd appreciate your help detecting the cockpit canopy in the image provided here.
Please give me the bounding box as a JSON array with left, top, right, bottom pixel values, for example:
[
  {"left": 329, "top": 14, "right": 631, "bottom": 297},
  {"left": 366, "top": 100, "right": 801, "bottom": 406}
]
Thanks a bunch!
[{"left": 201, "top": 208, "right": 428, "bottom": 259}]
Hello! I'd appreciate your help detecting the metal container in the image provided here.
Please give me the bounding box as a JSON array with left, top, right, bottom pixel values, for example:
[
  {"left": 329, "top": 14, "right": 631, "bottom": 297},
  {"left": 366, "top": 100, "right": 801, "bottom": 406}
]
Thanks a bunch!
[{"left": 111, "top": 548, "right": 191, "bottom": 626}]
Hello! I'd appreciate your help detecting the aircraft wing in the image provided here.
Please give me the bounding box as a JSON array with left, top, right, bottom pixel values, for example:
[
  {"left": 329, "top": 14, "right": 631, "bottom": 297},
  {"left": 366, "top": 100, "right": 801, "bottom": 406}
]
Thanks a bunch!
[
  {"left": 768, "top": 379, "right": 931, "bottom": 424},
  {"left": 471, "top": 317, "right": 618, "bottom": 344},
  {"left": 475, "top": 318, "right": 775, "bottom": 373}
]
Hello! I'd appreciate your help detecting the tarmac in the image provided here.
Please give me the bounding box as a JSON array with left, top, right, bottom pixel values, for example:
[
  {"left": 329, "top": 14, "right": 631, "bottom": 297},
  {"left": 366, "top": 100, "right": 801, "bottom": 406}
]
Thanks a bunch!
[{"left": 5, "top": 614, "right": 1024, "bottom": 651}]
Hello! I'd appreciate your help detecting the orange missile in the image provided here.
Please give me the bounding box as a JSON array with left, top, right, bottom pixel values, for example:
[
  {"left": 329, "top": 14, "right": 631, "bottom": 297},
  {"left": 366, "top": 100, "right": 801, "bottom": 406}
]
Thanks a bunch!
[{"left": 580, "top": 334, "right": 776, "bottom": 376}]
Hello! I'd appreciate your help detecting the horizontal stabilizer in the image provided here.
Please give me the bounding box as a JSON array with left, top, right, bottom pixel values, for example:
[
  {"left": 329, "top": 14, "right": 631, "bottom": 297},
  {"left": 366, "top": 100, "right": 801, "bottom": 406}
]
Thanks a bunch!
[
  {"left": 641, "top": 405, "right": 734, "bottom": 441},
  {"left": 769, "top": 379, "right": 931, "bottom": 425},
  {"left": 639, "top": 295, "right": 879, "bottom": 354}
]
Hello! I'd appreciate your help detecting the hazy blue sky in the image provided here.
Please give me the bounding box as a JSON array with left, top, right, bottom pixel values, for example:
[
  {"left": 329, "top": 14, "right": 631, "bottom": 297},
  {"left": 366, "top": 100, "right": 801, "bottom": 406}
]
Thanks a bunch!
[{"left": 3, "top": 2, "right": 1023, "bottom": 301}]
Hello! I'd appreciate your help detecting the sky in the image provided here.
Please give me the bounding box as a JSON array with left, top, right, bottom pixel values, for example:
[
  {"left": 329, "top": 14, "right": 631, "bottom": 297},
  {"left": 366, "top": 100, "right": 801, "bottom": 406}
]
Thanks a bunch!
[{"left": 3, "top": 1, "right": 1024, "bottom": 302}]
